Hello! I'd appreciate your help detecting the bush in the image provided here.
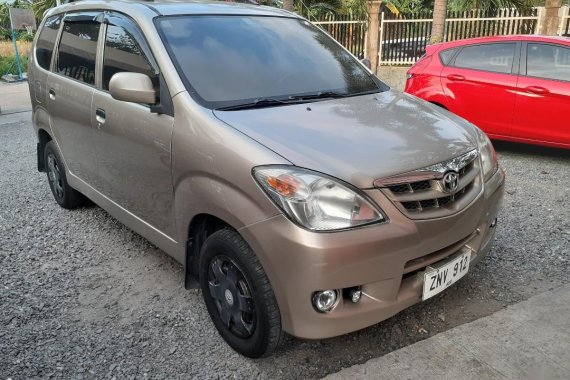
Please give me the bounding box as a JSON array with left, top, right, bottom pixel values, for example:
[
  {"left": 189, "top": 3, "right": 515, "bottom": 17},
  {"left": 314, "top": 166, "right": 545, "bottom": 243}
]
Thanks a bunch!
[
  {"left": 0, "top": 28, "right": 35, "bottom": 42},
  {"left": 0, "top": 27, "right": 11, "bottom": 41},
  {"left": 18, "top": 31, "right": 35, "bottom": 42},
  {"left": 0, "top": 54, "right": 28, "bottom": 75}
]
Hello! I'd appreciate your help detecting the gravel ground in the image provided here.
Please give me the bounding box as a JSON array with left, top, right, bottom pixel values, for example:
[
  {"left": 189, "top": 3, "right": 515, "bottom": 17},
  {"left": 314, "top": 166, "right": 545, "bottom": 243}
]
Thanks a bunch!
[{"left": 1, "top": 112, "right": 569, "bottom": 379}]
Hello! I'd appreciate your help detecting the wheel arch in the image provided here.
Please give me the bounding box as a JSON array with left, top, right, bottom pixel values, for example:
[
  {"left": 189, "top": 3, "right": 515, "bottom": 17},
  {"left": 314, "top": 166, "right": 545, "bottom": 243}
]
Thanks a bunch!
[
  {"left": 37, "top": 128, "right": 53, "bottom": 172},
  {"left": 185, "top": 213, "right": 234, "bottom": 289}
]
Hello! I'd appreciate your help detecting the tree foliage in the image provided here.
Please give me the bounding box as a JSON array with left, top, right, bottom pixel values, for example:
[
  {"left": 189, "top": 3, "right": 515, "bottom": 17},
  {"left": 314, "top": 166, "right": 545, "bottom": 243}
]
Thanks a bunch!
[
  {"left": 0, "top": 0, "right": 34, "bottom": 40},
  {"left": 448, "top": 0, "right": 534, "bottom": 11},
  {"left": 32, "top": 0, "right": 57, "bottom": 21}
]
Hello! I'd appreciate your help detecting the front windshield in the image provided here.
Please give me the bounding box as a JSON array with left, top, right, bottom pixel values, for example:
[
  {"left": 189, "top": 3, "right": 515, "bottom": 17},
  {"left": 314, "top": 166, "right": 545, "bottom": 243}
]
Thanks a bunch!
[{"left": 156, "top": 15, "right": 386, "bottom": 109}]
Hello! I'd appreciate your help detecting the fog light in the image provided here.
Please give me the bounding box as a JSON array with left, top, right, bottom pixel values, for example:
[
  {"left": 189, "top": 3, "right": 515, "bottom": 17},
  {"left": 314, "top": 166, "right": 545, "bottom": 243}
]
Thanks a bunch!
[
  {"left": 312, "top": 290, "right": 338, "bottom": 313},
  {"left": 349, "top": 289, "right": 362, "bottom": 303}
]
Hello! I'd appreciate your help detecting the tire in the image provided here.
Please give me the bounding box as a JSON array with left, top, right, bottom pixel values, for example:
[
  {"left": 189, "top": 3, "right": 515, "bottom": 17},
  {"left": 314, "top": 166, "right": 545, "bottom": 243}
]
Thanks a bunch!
[
  {"left": 44, "top": 141, "right": 85, "bottom": 209},
  {"left": 199, "top": 229, "right": 282, "bottom": 358}
]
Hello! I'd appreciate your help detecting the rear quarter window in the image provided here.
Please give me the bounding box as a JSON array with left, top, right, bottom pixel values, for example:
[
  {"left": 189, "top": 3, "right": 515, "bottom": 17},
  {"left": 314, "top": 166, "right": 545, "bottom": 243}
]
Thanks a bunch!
[
  {"left": 439, "top": 48, "right": 458, "bottom": 66},
  {"left": 35, "top": 15, "right": 62, "bottom": 70}
]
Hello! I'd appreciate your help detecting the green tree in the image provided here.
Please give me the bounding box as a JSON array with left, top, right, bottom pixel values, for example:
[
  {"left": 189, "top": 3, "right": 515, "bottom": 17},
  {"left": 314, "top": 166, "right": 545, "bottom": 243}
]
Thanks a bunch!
[{"left": 296, "top": 0, "right": 343, "bottom": 19}]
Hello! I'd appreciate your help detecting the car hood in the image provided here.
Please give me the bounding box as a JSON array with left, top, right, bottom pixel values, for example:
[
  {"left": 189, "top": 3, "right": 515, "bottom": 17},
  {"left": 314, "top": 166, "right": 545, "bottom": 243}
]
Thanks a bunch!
[{"left": 213, "top": 90, "right": 478, "bottom": 189}]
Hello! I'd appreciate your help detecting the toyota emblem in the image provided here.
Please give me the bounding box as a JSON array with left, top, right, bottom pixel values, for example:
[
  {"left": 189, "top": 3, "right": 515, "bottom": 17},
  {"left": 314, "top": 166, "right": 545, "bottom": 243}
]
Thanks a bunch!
[{"left": 441, "top": 171, "right": 459, "bottom": 193}]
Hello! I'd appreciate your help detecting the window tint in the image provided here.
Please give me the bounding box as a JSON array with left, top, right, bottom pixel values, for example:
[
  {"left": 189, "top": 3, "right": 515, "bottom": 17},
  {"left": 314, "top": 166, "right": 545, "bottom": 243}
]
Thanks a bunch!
[
  {"left": 36, "top": 15, "right": 62, "bottom": 70},
  {"left": 103, "top": 24, "right": 156, "bottom": 90},
  {"left": 439, "top": 48, "right": 458, "bottom": 65},
  {"left": 454, "top": 43, "right": 515, "bottom": 74},
  {"left": 57, "top": 21, "right": 100, "bottom": 85},
  {"left": 527, "top": 43, "right": 570, "bottom": 82},
  {"left": 156, "top": 16, "right": 384, "bottom": 109}
]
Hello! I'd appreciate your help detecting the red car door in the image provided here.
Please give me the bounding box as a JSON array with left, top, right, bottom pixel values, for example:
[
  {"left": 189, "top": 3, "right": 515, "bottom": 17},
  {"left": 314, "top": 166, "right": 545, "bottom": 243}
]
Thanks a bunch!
[
  {"left": 440, "top": 42, "right": 519, "bottom": 136},
  {"left": 512, "top": 42, "right": 570, "bottom": 148}
]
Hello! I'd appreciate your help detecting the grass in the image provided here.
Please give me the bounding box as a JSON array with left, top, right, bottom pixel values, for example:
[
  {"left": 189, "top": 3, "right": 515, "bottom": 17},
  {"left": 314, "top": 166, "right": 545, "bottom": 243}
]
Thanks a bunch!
[
  {"left": 0, "top": 54, "right": 29, "bottom": 76},
  {"left": 0, "top": 40, "right": 31, "bottom": 75},
  {"left": 0, "top": 40, "right": 32, "bottom": 58}
]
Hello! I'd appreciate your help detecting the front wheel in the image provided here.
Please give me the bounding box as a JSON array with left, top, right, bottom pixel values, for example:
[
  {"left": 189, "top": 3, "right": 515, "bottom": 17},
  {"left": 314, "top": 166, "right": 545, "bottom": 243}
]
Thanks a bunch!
[
  {"left": 199, "top": 229, "right": 282, "bottom": 358},
  {"left": 44, "top": 141, "right": 85, "bottom": 209}
]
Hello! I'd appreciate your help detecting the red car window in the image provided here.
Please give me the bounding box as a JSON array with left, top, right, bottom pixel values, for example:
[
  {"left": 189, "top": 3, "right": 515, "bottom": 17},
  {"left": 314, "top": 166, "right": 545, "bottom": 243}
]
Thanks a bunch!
[
  {"left": 527, "top": 43, "right": 570, "bottom": 82},
  {"left": 454, "top": 43, "right": 515, "bottom": 74}
]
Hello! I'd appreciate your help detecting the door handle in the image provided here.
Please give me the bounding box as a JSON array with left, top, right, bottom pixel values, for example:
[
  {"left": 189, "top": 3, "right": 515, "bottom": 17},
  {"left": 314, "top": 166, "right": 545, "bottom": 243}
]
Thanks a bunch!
[
  {"left": 48, "top": 88, "right": 56, "bottom": 100},
  {"left": 95, "top": 108, "right": 106, "bottom": 125},
  {"left": 525, "top": 86, "right": 549, "bottom": 95},
  {"left": 447, "top": 74, "right": 465, "bottom": 81}
]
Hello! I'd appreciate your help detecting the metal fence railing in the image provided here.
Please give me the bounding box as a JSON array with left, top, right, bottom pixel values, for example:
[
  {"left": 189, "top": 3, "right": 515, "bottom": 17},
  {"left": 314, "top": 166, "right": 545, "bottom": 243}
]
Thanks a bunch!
[
  {"left": 313, "top": 14, "right": 367, "bottom": 56},
  {"left": 379, "top": 8, "right": 540, "bottom": 65},
  {"left": 312, "top": 6, "right": 568, "bottom": 66}
]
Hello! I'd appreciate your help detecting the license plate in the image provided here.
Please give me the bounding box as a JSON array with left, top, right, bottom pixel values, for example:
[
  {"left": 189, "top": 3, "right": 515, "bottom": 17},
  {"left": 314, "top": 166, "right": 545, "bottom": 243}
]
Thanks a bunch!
[{"left": 422, "top": 250, "right": 471, "bottom": 301}]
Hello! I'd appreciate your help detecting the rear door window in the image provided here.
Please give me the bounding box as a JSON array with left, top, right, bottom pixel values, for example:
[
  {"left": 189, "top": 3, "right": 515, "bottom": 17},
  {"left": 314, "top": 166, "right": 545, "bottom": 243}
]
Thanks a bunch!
[
  {"left": 57, "top": 19, "right": 100, "bottom": 85},
  {"left": 453, "top": 43, "right": 516, "bottom": 74},
  {"left": 526, "top": 43, "right": 570, "bottom": 82},
  {"left": 36, "top": 15, "right": 62, "bottom": 70}
]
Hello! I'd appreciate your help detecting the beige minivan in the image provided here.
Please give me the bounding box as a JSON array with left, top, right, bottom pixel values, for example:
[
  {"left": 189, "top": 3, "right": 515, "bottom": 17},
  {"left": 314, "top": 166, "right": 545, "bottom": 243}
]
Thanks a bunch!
[{"left": 29, "top": 0, "right": 505, "bottom": 358}]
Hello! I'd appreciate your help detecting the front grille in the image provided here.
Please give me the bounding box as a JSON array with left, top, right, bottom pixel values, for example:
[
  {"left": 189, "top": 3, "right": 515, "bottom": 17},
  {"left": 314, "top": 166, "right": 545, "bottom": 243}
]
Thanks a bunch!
[{"left": 374, "top": 149, "right": 482, "bottom": 219}]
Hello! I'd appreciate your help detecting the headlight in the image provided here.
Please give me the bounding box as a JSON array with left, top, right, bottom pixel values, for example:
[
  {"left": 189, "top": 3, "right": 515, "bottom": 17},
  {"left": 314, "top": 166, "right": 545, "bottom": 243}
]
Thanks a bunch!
[
  {"left": 476, "top": 129, "right": 498, "bottom": 181},
  {"left": 253, "top": 166, "right": 385, "bottom": 231}
]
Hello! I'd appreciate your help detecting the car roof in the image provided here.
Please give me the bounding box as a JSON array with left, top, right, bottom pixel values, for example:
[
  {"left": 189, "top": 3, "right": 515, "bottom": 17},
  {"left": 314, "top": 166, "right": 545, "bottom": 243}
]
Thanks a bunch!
[
  {"left": 436, "top": 35, "right": 570, "bottom": 48},
  {"left": 49, "top": 0, "right": 298, "bottom": 18}
]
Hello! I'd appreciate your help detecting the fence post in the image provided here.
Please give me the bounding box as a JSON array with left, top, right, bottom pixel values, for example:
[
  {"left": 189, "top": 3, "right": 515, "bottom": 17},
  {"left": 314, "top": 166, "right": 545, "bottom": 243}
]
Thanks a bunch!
[
  {"left": 366, "top": 1, "right": 382, "bottom": 73},
  {"left": 363, "top": 29, "right": 368, "bottom": 58},
  {"left": 378, "top": 12, "right": 384, "bottom": 67},
  {"left": 536, "top": 7, "right": 545, "bottom": 34},
  {"left": 557, "top": 5, "right": 569, "bottom": 35}
]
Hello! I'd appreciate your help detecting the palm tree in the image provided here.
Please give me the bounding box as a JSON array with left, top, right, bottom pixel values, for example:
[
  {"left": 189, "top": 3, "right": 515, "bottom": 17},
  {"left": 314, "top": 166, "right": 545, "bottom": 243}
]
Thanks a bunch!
[
  {"left": 541, "top": 0, "right": 563, "bottom": 35},
  {"left": 283, "top": 0, "right": 295, "bottom": 11},
  {"left": 32, "top": 0, "right": 57, "bottom": 21},
  {"left": 430, "top": 0, "right": 447, "bottom": 44}
]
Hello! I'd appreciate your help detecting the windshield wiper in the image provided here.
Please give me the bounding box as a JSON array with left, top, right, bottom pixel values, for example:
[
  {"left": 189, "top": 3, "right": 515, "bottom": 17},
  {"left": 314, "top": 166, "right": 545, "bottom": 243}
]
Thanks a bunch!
[
  {"left": 288, "top": 91, "right": 349, "bottom": 101},
  {"left": 288, "top": 89, "right": 382, "bottom": 101},
  {"left": 216, "top": 97, "right": 298, "bottom": 111}
]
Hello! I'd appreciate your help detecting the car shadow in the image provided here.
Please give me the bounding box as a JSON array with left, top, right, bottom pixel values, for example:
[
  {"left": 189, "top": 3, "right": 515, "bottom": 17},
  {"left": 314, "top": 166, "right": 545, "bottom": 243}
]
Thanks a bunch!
[{"left": 493, "top": 140, "right": 570, "bottom": 159}]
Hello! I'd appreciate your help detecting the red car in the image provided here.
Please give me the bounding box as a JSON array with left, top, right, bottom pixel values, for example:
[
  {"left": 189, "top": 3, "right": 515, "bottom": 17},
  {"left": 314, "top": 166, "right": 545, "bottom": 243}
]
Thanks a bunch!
[{"left": 405, "top": 35, "right": 570, "bottom": 149}]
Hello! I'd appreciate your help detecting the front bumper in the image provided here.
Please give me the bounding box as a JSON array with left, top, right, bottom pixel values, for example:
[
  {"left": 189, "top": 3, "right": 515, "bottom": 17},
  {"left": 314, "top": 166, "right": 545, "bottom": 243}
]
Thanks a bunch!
[{"left": 239, "top": 168, "right": 505, "bottom": 339}]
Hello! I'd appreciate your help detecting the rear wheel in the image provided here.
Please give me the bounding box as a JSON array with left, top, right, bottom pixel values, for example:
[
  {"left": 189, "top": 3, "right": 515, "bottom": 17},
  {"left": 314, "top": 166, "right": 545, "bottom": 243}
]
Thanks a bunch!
[
  {"left": 44, "top": 141, "right": 85, "bottom": 209},
  {"left": 199, "top": 229, "right": 282, "bottom": 358}
]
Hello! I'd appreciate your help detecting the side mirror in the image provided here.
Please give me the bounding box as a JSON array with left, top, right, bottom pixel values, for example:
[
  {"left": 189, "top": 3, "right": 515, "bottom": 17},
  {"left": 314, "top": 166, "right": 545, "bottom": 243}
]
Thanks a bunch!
[
  {"left": 361, "top": 58, "right": 371, "bottom": 70},
  {"left": 109, "top": 72, "right": 156, "bottom": 105}
]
